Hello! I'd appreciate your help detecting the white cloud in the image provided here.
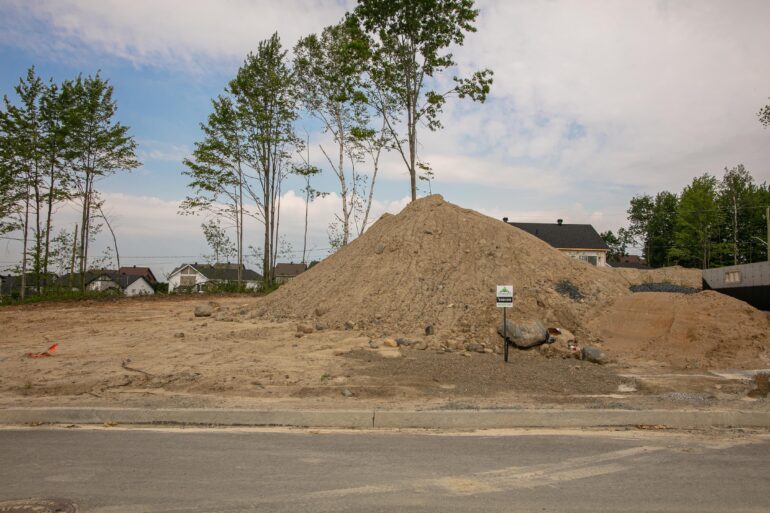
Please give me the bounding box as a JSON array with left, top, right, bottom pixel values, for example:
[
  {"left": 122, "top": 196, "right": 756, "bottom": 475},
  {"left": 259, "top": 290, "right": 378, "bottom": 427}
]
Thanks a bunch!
[{"left": 1, "top": 0, "right": 352, "bottom": 71}]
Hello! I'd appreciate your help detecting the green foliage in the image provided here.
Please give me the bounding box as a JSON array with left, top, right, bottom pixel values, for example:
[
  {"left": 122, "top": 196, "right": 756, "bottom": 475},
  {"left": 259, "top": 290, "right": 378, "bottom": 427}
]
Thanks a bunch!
[
  {"left": 600, "top": 228, "right": 632, "bottom": 262},
  {"left": 669, "top": 174, "right": 720, "bottom": 268},
  {"left": 201, "top": 219, "right": 236, "bottom": 264},
  {"left": 759, "top": 99, "right": 770, "bottom": 127},
  {"left": 353, "top": 0, "right": 493, "bottom": 201}
]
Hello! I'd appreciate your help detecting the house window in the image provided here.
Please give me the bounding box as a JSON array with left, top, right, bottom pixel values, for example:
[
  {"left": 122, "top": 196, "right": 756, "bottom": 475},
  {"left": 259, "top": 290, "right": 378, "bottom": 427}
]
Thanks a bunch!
[
  {"left": 578, "top": 255, "right": 598, "bottom": 266},
  {"left": 724, "top": 270, "right": 741, "bottom": 284},
  {"left": 180, "top": 275, "right": 196, "bottom": 287}
]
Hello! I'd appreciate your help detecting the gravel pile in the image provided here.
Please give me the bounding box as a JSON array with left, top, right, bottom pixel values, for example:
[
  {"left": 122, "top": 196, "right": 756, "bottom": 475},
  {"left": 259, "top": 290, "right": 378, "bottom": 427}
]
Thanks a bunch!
[{"left": 630, "top": 283, "right": 698, "bottom": 294}]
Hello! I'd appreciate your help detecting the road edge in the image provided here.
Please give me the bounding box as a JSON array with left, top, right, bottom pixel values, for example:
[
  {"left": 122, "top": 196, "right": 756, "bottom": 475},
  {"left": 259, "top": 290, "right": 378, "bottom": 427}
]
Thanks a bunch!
[{"left": 1, "top": 407, "right": 770, "bottom": 429}]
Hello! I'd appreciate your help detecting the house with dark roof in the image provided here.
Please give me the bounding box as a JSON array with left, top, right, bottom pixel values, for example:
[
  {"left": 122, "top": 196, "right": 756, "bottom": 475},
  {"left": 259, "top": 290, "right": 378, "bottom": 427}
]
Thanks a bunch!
[
  {"left": 273, "top": 262, "right": 307, "bottom": 284},
  {"left": 118, "top": 266, "right": 157, "bottom": 284},
  {"left": 167, "top": 263, "right": 262, "bottom": 292},
  {"left": 504, "top": 218, "right": 610, "bottom": 267}
]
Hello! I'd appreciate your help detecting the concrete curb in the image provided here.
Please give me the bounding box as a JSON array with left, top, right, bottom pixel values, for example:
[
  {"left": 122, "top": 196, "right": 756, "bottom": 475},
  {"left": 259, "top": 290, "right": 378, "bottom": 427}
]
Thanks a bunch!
[{"left": 2, "top": 408, "right": 770, "bottom": 429}]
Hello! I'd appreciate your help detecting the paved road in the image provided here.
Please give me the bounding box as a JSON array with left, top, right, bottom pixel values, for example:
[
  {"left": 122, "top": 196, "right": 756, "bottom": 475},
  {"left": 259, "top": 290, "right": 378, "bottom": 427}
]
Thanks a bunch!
[{"left": 1, "top": 427, "right": 769, "bottom": 512}]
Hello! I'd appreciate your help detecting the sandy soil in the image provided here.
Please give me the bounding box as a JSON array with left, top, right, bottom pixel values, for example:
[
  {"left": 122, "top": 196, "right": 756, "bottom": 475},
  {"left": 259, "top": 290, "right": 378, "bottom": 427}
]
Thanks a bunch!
[{"left": 1, "top": 295, "right": 767, "bottom": 411}]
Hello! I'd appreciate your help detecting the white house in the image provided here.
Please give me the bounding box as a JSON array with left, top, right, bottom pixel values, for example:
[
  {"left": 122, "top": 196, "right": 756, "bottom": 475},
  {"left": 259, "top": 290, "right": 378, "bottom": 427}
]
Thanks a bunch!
[
  {"left": 167, "top": 263, "right": 262, "bottom": 292},
  {"left": 85, "top": 271, "right": 155, "bottom": 296}
]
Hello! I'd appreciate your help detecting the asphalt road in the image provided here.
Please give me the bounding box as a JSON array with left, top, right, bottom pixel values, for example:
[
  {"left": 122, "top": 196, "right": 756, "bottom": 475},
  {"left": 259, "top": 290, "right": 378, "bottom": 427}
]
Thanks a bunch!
[{"left": 1, "top": 427, "right": 769, "bottom": 512}]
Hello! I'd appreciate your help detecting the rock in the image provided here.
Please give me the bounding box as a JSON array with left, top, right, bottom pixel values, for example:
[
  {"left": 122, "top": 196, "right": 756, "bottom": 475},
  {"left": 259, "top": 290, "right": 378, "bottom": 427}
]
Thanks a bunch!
[
  {"left": 314, "top": 306, "right": 329, "bottom": 317},
  {"left": 341, "top": 388, "right": 354, "bottom": 397},
  {"left": 294, "top": 333, "right": 304, "bottom": 338},
  {"left": 425, "top": 325, "right": 435, "bottom": 336},
  {"left": 194, "top": 304, "right": 215, "bottom": 317},
  {"left": 296, "top": 323, "right": 314, "bottom": 334},
  {"left": 382, "top": 338, "right": 398, "bottom": 348},
  {"left": 483, "top": 348, "right": 493, "bottom": 354},
  {"left": 580, "top": 346, "right": 607, "bottom": 364},
  {"left": 415, "top": 341, "right": 428, "bottom": 350},
  {"left": 314, "top": 323, "right": 326, "bottom": 331},
  {"left": 498, "top": 319, "right": 548, "bottom": 349},
  {"left": 396, "top": 338, "right": 414, "bottom": 347},
  {"left": 467, "top": 342, "right": 483, "bottom": 352},
  {"left": 475, "top": 345, "right": 486, "bottom": 353},
  {"left": 173, "top": 332, "right": 185, "bottom": 338},
  {"left": 208, "top": 301, "right": 221, "bottom": 309},
  {"left": 374, "top": 244, "right": 385, "bottom": 254},
  {"left": 368, "top": 340, "right": 379, "bottom": 349},
  {"left": 344, "top": 320, "right": 356, "bottom": 330}
]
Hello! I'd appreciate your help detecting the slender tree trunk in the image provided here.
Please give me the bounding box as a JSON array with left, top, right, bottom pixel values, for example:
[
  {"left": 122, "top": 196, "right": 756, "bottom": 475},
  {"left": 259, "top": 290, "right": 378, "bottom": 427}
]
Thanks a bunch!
[
  {"left": 42, "top": 162, "right": 56, "bottom": 291},
  {"left": 238, "top": 180, "right": 243, "bottom": 286},
  {"left": 732, "top": 199, "right": 738, "bottom": 265},
  {"left": 69, "top": 224, "right": 78, "bottom": 289},
  {"left": 302, "top": 180, "right": 310, "bottom": 264},
  {"left": 262, "top": 167, "right": 271, "bottom": 289},
  {"left": 98, "top": 204, "right": 120, "bottom": 270},
  {"left": 20, "top": 185, "right": 30, "bottom": 301}
]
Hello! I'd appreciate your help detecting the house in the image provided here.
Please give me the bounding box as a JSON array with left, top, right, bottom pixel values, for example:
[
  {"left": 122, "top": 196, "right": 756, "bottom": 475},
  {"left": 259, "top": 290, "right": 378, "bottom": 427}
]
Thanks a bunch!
[
  {"left": 274, "top": 262, "right": 307, "bottom": 284},
  {"left": 118, "top": 266, "right": 157, "bottom": 285},
  {"left": 504, "top": 218, "right": 610, "bottom": 267},
  {"left": 167, "top": 263, "right": 262, "bottom": 292},
  {"left": 702, "top": 261, "right": 770, "bottom": 311},
  {"left": 85, "top": 270, "right": 155, "bottom": 297},
  {"left": 611, "top": 255, "right": 649, "bottom": 269}
]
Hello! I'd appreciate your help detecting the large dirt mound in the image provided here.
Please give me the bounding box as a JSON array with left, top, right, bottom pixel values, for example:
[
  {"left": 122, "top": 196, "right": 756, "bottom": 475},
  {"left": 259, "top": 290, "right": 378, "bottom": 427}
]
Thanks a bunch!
[
  {"left": 588, "top": 291, "right": 770, "bottom": 369},
  {"left": 256, "top": 195, "right": 629, "bottom": 344}
]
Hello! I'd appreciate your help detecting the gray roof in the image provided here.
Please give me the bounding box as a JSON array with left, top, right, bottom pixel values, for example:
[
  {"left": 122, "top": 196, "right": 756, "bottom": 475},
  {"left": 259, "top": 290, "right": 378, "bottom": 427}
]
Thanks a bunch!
[
  {"left": 171, "top": 263, "right": 262, "bottom": 282},
  {"left": 508, "top": 222, "right": 609, "bottom": 251},
  {"left": 274, "top": 262, "right": 307, "bottom": 278}
]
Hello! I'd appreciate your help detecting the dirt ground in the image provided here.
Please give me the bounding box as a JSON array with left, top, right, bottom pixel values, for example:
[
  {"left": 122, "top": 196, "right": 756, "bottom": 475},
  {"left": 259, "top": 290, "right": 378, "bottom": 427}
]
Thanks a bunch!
[{"left": 1, "top": 295, "right": 768, "bottom": 412}]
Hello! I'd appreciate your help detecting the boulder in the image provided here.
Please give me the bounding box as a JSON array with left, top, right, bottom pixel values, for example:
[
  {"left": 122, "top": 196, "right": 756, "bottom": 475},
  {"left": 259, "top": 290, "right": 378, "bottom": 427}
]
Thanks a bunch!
[
  {"left": 580, "top": 346, "right": 607, "bottom": 364},
  {"left": 194, "top": 304, "right": 215, "bottom": 317},
  {"left": 382, "top": 338, "right": 398, "bottom": 348},
  {"left": 498, "top": 319, "right": 548, "bottom": 349}
]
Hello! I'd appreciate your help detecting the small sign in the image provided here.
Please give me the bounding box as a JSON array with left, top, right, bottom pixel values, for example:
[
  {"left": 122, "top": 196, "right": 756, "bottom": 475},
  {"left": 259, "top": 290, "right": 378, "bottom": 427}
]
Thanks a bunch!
[{"left": 496, "top": 285, "right": 514, "bottom": 308}]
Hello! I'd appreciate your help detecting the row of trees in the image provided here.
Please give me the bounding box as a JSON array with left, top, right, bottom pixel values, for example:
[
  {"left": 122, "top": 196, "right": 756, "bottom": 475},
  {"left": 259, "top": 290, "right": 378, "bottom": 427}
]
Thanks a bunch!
[
  {"left": 181, "top": 0, "right": 493, "bottom": 289},
  {"left": 602, "top": 165, "right": 770, "bottom": 269},
  {"left": 0, "top": 67, "right": 139, "bottom": 299}
]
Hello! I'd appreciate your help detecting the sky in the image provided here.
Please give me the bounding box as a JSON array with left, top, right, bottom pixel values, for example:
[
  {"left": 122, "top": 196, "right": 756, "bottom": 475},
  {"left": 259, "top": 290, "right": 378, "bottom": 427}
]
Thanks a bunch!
[{"left": 1, "top": 0, "right": 769, "bottom": 279}]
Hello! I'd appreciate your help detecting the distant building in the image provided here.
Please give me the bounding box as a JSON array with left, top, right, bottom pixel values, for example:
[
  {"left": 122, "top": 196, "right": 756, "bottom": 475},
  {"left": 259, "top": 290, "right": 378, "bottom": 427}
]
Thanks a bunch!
[
  {"left": 86, "top": 270, "right": 155, "bottom": 297},
  {"left": 702, "top": 261, "right": 770, "bottom": 311},
  {"left": 118, "top": 266, "right": 157, "bottom": 285},
  {"left": 504, "top": 218, "right": 610, "bottom": 267},
  {"left": 273, "top": 262, "right": 307, "bottom": 284},
  {"left": 167, "top": 263, "right": 262, "bottom": 292},
  {"left": 611, "top": 255, "right": 649, "bottom": 269}
]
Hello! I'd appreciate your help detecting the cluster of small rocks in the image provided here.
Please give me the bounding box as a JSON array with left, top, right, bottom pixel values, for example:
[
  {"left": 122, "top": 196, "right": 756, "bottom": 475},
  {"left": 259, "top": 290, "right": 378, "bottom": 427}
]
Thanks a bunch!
[
  {"left": 629, "top": 283, "right": 698, "bottom": 294},
  {"left": 555, "top": 279, "right": 585, "bottom": 301}
]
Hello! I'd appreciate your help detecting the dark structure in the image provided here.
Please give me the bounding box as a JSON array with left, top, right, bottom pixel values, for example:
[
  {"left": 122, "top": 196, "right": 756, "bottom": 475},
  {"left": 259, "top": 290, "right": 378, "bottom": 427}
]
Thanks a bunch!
[
  {"left": 702, "top": 261, "right": 770, "bottom": 311},
  {"left": 503, "top": 218, "right": 609, "bottom": 266}
]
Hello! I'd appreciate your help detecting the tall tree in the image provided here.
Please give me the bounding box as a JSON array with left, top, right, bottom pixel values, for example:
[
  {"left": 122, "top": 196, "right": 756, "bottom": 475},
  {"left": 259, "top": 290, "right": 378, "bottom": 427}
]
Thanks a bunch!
[
  {"left": 669, "top": 174, "right": 720, "bottom": 269},
  {"left": 717, "top": 164, "right": 755, "bottom": 265},
  {"left": 0, "top": 67, "right": 46, "bottom": 299},
  {"left": 648, "top": 191, "right": 678, "bottom": 267},
  {"left": 67, "top": 73, "right": 139, "bottom": 289},
  {"left": 626, "top": 194, "right": 654, "bottom": 263},
  {"left": 354, "top": 0, "right": 493, "bottom": 201},
  {"left": 229, "top": 33, "right": 298, "bottom": 288},
  {"left": 182, "top": 95, "right": 247, "bottom": 285},
  {"left": 294, "top": 131, "right": 326, "bottom": 265},
  {"left": 294, "top": 20, "right": 371, "bottom": 246}
]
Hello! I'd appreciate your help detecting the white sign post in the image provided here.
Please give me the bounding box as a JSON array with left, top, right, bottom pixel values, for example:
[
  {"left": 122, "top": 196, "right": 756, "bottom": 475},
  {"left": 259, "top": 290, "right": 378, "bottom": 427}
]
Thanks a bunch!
[{"left": 496, "top": 285, "right": 514, "bottom": 362}]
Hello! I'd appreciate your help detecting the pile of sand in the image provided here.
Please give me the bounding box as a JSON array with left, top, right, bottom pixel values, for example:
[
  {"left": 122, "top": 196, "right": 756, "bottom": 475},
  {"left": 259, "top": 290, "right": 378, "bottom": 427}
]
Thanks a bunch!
[
  {"left": 588, "top": 291, "right": 770, "bottom": 369},
  {"left": 256, "top": 195, "right": 629, "bottom": 345}
]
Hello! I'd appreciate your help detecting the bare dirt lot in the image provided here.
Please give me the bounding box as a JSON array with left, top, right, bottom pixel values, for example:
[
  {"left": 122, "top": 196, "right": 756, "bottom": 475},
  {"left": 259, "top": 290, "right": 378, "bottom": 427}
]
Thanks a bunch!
[
  {"left": 1, "top": 294, "right": 767, "bottom": 412},
  {"left": 2, "top": 197, "right": 769, "bottom": 412}
]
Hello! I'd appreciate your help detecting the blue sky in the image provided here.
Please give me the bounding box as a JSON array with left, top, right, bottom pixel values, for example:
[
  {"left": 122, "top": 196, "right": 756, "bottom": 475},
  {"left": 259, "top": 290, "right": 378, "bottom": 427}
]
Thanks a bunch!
[{"left": 1, "top": 0, "right": 769, "bottom": 277}]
